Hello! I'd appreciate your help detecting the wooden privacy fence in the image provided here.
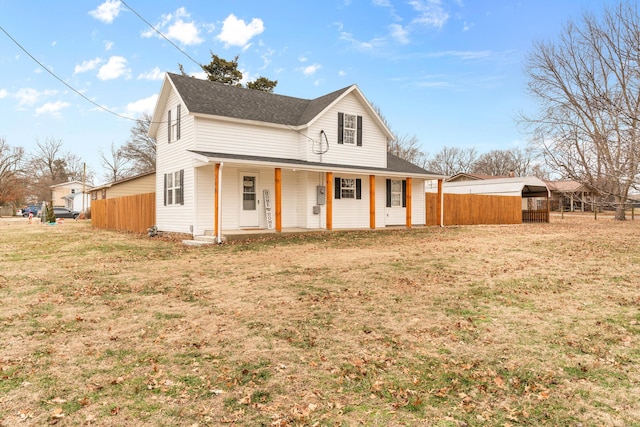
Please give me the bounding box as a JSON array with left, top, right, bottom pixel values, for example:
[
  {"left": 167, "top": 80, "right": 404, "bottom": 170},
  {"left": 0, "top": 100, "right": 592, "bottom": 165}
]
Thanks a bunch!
[
  {"left": 91, "top": 193, "right": 155, "bottom": 233},
  {"left": 426, "top": 193, "right": 523, "bottom": 226}
]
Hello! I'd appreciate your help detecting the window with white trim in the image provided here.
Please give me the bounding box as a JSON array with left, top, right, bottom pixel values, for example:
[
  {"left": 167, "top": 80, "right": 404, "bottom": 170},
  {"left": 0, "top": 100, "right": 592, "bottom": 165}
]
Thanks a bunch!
[
  {"left": 341, "top": 178, "right": 356, "bottom": 198},
  {"left": 338, "top": 112, "right": 362, "bottom": 146},
  {"left": 390, "top": 179, "right": 402, "bottom": 207},
  {"left": 343, "top": 114, "right": 356, "bottom": 144},
  {"left": 334, "top": 177, "right": 362, "bottom": 200},
  {"left": 164, "top": 170, "right": 184, "bottom": 206},
  {"left": 167, "top": 105, "right": 181, "bottom": 143}
]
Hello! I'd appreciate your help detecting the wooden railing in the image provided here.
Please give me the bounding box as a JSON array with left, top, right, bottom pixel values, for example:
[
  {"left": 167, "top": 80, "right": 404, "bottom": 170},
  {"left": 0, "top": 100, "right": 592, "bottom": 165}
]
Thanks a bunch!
[{"left": 522, "top": 210, "right": 549, "bottom": 223}]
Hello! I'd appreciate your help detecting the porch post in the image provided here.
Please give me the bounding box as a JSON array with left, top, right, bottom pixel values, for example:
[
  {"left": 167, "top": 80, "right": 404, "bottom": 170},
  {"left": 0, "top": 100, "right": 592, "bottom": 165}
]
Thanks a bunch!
[
  {"left": 275, "top": 168, "right": 282, "bottom": 232},
  {"left": 405, "top": 177, "right": 412, "bottom": 228},
  {"left": 214, "top": 163, "right": 220, "bottom": 238},
  {"left": 326, "top": 172, "right": 333, "bottom": 230},
  {"left": 369, "top": 175, "right": 375, "bottom": 229},
  {"left": 437, "top": 178, "right": 444, "bottom": 227}
]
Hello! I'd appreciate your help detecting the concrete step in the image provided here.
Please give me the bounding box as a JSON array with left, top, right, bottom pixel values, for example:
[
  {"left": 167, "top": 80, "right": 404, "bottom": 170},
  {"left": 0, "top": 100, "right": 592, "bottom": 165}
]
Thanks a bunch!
[{"left": 181, "top": 235, "right": 218, "bottom": 246}]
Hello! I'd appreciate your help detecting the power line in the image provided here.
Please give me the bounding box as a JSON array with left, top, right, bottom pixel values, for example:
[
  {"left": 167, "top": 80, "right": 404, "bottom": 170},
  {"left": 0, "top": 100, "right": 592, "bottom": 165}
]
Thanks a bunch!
[
  {"left": 119, "top": 0, "right": 203, "bottom": 69},
  {"left": 0, "top": 23, "right": 139, "bottom": 122}
]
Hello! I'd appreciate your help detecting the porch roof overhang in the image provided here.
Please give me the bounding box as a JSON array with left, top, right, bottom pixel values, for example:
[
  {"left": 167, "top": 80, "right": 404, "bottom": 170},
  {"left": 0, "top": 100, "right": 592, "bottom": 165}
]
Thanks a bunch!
[{"left": 189, "top": 150, "right": 446, "bottom": 180}]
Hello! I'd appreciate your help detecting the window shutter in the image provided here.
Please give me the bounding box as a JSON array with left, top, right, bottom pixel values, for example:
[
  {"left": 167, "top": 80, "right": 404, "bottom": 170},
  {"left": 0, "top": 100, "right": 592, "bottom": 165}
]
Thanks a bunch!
[
  {"left": 334, "top": 177, "right": 341, "bottom": 199},
  {"left": 179, "top": 169, "right": 184, "bottom": 205},
  {"left": 163, "top": 173, "right": 167, "bottom": 206},
  {"left": 176, "top": 105, "right": 181, "bottom": 140},
  {"left": 402, "top": 180, "right": 407, "bottom": 208},
  {"left": 167, "top": 110, "right": 172, "bottom": 143},
  {"left": 357, "top": 115, "right": 363, "bottom": 146},
  {"left": 356, "top": 179, "right": 362, "bottom": 199},
  {"left": 386, "top": 179, "right": 391, "bottom": 207},
  {"left": 338, "top": 112, "right": 344, "bottom": 144}
]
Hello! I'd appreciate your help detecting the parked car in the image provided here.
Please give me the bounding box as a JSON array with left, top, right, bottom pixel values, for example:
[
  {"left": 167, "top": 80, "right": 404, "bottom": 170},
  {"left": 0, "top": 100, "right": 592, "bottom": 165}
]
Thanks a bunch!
[
  {"left": 53, "top": 207, "right": 80, "bottom": 219},
  {"left": 21, "top": 205, "right": 40, "bottom": 217}
]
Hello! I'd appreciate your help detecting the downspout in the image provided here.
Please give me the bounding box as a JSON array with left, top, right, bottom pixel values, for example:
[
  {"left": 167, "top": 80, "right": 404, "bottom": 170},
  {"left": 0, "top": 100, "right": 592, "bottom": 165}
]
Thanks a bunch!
[{"left": 217, "top": 162, "right": 224, "bottom": 244}]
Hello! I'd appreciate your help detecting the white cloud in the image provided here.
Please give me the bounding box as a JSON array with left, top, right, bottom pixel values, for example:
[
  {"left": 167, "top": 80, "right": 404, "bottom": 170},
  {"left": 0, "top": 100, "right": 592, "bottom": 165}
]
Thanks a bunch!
[
  {"left": 74, "top": 57, "right": 103, "bottom": 74},
  {"left": 35, "top": 101, "right": 71, "bottom": 117},
  {"left": 339, "top": 32, "right": 385, "bottom": 51},
  {"left": 137, "top": 67, "right": 165, "bottom": 81},
  {"left": 389, "top": 24, "right": 410, "bottom": 44},
  {"left": 217, "top": 14, "right": 264, "bottom": 49},
  {"left": 97, "top": 56, "right": 130, "bottom": 80},
  {"left": 338, "top": 70, "right": 347, "bottom": 77},
  {"left": 89, "top": 0, "right": 122, "bottom": 24},
  {"left": 409, "top": 0, "right": 449, "bottom": 29},
  {"left": 301, "top": 63, "right": 321, "bottom": 76},
  {"left": 142, "top": 7, "right": 203, "bottom": 46},
  {"left": 104, "top": 41, "right": 114, "bottom": 50},
  {"left": 0, "top": 89, "right": 7, "bottom": 99},
  {"left": 15, "top": 88, "right": 57, "bottom": 107},
  {"left": 125, "top": 94, "right": 158, "bottom": 117},
  {"left": 426, "top": 50, "right": 492, "bottom": 60}
]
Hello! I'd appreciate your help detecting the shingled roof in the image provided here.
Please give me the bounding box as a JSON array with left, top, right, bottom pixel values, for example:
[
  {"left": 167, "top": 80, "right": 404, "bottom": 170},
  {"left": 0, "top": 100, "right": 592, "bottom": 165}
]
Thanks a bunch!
[{"left": 167, "top": 72, "right": 351, "bottom": 126}]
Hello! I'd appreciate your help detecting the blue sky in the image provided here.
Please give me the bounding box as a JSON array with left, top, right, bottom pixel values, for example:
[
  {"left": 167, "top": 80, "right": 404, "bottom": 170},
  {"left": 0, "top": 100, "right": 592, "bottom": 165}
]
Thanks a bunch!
[{"left": 0, "top": 0, "right": 613, "bottom": 184}]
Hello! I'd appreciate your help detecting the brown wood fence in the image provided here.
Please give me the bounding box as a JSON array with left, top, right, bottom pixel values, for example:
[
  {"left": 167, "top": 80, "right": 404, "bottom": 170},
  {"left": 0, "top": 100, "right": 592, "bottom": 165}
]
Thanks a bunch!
[
  {"left": 91, "top": 193, "right": 155, "bottom": 233},
  {"left": 522, "top": 209, "right": 549, "bottom": 223},
  {"left": 426, "top": 193, "right": 523, "bottom": 226}
]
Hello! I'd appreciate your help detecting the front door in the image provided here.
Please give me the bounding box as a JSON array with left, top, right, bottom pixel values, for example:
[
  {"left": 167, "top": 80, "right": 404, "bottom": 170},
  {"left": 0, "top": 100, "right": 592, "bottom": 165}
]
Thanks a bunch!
[{"left": 239, "top": 173, "right": 260, "bottom": 227}]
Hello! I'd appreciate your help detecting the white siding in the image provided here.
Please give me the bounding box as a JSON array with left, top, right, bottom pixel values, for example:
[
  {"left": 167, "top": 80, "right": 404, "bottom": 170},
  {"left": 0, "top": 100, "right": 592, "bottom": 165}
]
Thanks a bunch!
[
  {"left": 411, "top": 181, "right": 426, "bottom": 226},
  {"left": 194, "top": 119, "right": 299, "bottom": 159},
  {"left": 332, "top": 173, "right": 370, "bottom": 229},
  {"left": 194, "top": 165, "right": 215, "bottom": 235},
  {"left": 305, "top": 92, "right": 388, "bottom": 168},
  {"left": 156, "top": 89, "right": 196, "bottom": 234}
]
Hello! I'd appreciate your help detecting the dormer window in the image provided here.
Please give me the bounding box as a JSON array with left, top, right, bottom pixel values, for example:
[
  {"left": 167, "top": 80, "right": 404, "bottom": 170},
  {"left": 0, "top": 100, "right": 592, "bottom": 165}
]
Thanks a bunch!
[{"left": 338, "top": 112, "right": 362, "bottom": 146}]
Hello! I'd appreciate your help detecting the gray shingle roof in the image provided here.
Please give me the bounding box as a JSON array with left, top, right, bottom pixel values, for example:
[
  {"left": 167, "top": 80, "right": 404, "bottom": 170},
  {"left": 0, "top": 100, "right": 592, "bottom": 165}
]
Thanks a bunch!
[{"left": 168, "top": 72, "right": 350, "bottom": 126}]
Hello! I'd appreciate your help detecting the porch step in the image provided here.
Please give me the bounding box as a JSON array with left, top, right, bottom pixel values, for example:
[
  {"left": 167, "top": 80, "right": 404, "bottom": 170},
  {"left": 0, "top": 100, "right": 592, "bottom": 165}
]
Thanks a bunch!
[{"left": 181, "top": 235, "right": 219, "bottom": 246}]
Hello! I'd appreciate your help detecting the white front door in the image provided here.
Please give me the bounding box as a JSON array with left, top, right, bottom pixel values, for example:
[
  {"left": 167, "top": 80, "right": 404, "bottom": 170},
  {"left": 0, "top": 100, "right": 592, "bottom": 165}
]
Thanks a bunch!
[{"left": 239, "top": 173, "right": 260, "bottom": 227}]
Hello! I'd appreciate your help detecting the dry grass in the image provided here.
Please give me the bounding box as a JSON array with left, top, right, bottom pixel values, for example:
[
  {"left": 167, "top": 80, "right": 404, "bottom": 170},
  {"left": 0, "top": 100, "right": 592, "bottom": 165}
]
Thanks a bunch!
[{"left": 0, "top": 215, "right": 639, "bottom": 426}]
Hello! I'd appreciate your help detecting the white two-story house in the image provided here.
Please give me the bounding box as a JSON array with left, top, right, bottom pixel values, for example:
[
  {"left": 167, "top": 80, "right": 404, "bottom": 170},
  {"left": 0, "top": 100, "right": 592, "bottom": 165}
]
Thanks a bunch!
[{"left": 149, "top": 73, "right": 443, "bottom": 240}]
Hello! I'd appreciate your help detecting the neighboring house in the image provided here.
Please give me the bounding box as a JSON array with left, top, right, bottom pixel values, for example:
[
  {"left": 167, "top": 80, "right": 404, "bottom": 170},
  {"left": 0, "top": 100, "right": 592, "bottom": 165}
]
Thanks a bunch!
[
  {"left": 90, "top": 171, "right": 156, "bottom": 200},
  {"left": 544, "top": 180, "right": 598, "bottom": 212},
  {"left": 148, "top": 73, "right": 444, "bottom": 239},
  {"left": 50, "top": 180, "right": 92, "bottom": 213}
]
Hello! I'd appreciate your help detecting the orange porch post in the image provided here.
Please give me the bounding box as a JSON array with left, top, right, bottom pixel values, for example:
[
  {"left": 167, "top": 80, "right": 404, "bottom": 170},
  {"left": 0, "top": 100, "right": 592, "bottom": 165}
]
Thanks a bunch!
[
  {"left": 214, "top": 163, "right": 220, "bottom": 237},
  {"left": 369, "top": 175, "right": 376, "bottom": 229},
  {"left": 405, "top": 177, "right": 412, "bottom": 228},
  {"left": 275, "top": 168, "right": 282, "bottom": 232},
  {"left": 326, "top": 172, "right": 333, "bottom": 230}
]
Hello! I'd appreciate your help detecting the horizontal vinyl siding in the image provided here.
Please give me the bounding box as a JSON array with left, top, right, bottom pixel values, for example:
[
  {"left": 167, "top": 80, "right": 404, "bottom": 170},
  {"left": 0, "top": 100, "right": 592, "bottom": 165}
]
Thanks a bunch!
[
  {"left": 332, "top": 173, "right": 369, "bottom": 229},
  {"left": 195, "top": 166, "right": 215, "bottom": 235},
  {"left": 411, "top": 181, "right": 426, "bottom": 226},
  {"left": 306, "top": 93, "right": 387, "bottom": 168},
  {"left": 194, "top": 119, "right": 299, "bottom": 159},
  {"left": 280, "top": 169, "right": 299, "bottom": 228},
  {"left": 156, "top": 90, "right": 195, "bottom": 234},
  {"left": 108, "top": 175, "right": 156, "bottom": 199}
]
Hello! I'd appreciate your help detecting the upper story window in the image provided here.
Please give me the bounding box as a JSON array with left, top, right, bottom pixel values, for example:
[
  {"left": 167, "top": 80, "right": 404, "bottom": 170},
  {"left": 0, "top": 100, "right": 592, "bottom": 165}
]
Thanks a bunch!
[
  {"left": 338, "top": 112, "right": 362, "bottom": 146},
  {"left": 167, "top": 104, "right": 181, "bottom": 143}
]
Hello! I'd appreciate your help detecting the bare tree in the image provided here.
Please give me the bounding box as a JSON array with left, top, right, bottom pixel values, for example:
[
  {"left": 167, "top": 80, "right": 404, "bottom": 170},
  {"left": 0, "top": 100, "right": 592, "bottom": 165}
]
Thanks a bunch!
[
  {"left": 27, "top": 137, "right": 91, "bottom": 202},
  {"left": 100, "top": 142, "right": 132, "bottom": 183},
  {"left": 472, "top": 149, "right": 515, "bottom": 176},
  {"left": 0, "top": 137, "right": 26, "bottom": 206},
  {"left": 520, "top": 2, "right": 640, "bottom": 219},
  {"left": 120, "top": 113, "right": 156, "bottom": 175},
  {"left": 388, "top": 134, "right": 428, "bottom": 168},
  {"left": 426, "top": 146, "right": 478, "bottom": 176}
]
